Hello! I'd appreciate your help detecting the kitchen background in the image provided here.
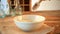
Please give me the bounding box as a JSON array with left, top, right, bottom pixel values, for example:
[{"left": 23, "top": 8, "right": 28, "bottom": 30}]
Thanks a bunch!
[{"left": 0, "top": 0, "right": 60, "bottom": 34}]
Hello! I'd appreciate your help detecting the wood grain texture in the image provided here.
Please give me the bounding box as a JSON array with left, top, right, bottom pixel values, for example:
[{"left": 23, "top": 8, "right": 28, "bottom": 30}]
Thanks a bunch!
[{"left": 0, "top": 11, "right": 60, "bottom": 34}]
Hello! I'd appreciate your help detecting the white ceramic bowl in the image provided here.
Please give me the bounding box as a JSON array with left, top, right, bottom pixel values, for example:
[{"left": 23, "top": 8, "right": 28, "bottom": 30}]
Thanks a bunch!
[{"left": 14, "top": 15, "right": 45, "bottom": 31}]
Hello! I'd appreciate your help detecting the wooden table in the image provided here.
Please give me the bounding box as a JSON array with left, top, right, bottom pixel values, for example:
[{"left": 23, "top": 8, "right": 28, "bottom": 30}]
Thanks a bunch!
[{"left": 0, "top": 11, "right": 60, "bottom": 34}]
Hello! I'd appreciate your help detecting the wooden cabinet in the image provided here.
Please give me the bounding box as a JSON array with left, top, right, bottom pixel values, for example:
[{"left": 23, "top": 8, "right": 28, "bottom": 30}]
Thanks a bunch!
[{"left": 8, "top": 0, "right": 31, "bottom": 12}]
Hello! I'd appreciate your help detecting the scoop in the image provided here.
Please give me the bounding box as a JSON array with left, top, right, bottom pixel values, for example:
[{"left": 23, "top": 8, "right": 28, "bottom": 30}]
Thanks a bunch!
[{"left": 32, "top": 0, "right": 51, "bottom": 10}]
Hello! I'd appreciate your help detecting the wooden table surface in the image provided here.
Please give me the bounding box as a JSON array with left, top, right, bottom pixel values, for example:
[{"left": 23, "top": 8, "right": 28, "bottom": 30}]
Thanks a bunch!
[{"left": 0, "top": 11, "right": 60, "bottom": 34}]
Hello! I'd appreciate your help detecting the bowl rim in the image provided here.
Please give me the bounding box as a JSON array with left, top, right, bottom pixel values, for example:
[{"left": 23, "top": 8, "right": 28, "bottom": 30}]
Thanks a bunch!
[{"left": 14, "top": 15, "right": 46, "bottom": 23}]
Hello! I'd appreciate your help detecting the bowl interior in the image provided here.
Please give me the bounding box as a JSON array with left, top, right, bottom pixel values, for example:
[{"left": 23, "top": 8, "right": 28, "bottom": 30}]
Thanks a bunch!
[{"left": 14, "top": 15, "right": 45, "bottom": 23}]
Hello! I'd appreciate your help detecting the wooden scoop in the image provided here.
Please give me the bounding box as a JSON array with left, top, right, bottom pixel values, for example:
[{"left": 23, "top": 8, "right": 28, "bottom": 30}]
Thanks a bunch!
[
  {"left": 32, "top": 0, "right": 51, "bottom": 10},
  {"left": 32, "top": 0, "right": 43, "bottom": 10}
]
